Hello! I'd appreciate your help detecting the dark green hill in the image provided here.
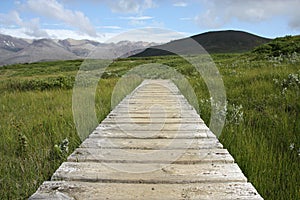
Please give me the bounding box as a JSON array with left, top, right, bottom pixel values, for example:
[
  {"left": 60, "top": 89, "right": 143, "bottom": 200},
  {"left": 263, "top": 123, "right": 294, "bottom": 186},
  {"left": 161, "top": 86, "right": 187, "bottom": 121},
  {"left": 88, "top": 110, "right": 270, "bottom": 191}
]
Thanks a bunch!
[
  {"left": 252, "top": 35, "right": 300, "bottom": 57},
  {"left": 131, "top": 30, "right": 271, "bottom": 57}
]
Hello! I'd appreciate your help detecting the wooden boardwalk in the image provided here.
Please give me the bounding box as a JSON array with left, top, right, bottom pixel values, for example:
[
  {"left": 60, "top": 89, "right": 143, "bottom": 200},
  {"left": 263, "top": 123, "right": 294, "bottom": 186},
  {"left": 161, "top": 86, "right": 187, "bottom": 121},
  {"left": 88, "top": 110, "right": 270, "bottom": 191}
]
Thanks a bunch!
[{"left": 30, "top": 79, "right": 263, "bottom": 199}]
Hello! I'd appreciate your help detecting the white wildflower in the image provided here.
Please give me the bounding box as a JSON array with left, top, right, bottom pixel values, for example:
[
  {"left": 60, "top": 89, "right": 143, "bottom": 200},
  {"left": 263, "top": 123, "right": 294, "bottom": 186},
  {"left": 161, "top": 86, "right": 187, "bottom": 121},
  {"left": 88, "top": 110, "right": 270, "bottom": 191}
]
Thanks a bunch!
[{"left": 289, "top": 143, "right": 295, "bottom": 150}]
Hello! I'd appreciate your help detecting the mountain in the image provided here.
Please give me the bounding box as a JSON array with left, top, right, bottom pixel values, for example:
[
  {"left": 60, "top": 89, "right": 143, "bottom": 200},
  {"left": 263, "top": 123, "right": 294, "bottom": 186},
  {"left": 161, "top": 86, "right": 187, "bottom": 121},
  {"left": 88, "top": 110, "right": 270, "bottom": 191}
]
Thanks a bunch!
[
  {"left": 0, "top": 34, "right": 157, "bottom": 66},
  {"left": 58, "top": 38, "right": 102, "bottom": 57},
  {"left": 2, "top": 39, "right": 78, "bottom": 65},
  {"left": 131, "top": 30, "right": 271, "bottom": 57},
  {"left": 0, "top": 34, "right": 30, "bottom": 62},
  {"left": 0, "top": 31, "right": 272, "bottom": 65}
]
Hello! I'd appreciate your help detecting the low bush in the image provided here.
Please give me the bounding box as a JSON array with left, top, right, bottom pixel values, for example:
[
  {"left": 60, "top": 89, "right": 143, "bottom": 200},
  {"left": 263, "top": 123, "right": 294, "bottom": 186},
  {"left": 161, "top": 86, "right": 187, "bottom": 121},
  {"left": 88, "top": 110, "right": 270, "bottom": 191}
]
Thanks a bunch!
[{"left": 5, "top": 76, "right": 75, "bottom": 91}]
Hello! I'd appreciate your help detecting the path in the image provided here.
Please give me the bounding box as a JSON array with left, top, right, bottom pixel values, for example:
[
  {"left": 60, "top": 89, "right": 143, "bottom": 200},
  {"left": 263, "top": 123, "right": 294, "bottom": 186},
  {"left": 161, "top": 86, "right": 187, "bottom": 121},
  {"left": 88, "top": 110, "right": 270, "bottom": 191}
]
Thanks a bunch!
[{"left": 30, "top": 79, "right": 263, "bottom": 200}]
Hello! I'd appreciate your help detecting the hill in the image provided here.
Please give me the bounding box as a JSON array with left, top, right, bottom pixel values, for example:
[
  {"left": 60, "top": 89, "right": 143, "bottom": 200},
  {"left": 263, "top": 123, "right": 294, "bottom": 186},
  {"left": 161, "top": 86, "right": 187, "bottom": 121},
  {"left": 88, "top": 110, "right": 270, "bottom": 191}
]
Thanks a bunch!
[
  {"left": 252, "top": 35, "right": 300, "bottom": 57},
  {"left": 131, "top": 30, "right": 271, "bottom": 57}
]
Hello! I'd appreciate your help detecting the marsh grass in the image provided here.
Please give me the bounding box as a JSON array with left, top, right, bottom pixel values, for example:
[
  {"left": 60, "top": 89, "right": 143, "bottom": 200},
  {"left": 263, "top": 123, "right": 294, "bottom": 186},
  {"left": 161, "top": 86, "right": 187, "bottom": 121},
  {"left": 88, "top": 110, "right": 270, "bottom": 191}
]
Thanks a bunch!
[{"left": 0, "top": 60, "right": 141, "bottom": 199}]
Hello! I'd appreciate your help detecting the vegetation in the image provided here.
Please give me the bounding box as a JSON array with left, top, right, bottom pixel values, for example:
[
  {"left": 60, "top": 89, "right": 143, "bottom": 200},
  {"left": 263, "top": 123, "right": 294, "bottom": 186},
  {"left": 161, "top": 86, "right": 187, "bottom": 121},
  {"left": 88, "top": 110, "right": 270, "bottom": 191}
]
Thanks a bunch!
[
  {"left": 0, "top": 36, "right": 299, "bottom": 199},
  {"left": 252, "top": 35, "right": 300, "bottom": 57},
  {"left": 0, "top": 59, "right": 142, "bottom": 199}
]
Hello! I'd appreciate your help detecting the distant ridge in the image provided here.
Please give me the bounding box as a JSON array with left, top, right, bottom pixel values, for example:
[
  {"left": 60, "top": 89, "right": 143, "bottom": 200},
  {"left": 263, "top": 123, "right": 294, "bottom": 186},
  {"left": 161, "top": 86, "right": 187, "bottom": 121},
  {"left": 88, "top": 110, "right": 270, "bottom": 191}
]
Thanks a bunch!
[
  {"left": 131, "top": 30, "right": 271, "bottom": 57},
  {"left": 0, "top": 34, "right": 157, "bottom": 66}
]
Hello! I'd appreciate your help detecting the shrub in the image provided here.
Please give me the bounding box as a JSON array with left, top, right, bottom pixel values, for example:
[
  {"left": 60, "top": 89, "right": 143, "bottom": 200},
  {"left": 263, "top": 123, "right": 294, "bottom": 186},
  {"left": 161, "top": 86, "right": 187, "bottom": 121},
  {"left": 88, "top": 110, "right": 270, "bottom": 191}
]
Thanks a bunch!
[{"left": 5, "top": 76, "right": 75, "bottom": 91}]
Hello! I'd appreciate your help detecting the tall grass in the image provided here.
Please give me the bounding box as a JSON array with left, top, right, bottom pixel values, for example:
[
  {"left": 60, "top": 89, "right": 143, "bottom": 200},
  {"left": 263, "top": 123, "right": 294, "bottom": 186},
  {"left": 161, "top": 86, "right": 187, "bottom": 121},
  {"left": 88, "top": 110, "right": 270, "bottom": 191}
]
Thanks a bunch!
[
  {"left": 0, "top": 89, "right": 79, "bottom": 198},
  {"left": 217, "top": 57, "right": 300, "bottom": 200},
  {"left": 0, "top": 60, "right": 141, "bottom": 199},
  {"left": 190, "top": 54, "right": 300, "bottom": 200}
]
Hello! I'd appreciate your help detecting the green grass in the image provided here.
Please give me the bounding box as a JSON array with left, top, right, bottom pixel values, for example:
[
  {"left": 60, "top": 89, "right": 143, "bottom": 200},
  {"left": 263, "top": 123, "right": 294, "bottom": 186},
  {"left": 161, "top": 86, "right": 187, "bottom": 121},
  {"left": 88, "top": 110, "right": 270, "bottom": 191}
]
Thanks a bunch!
[
  {"left": 0, "top": 59, "right": 142, "bottom": 199},
  {"left": 215, "top": 55, "right": 300, "bottom": 200},
  {"left": 0, "top": 51, "right": 299, "bottom": 199},
  {"left": 0, "top": 89, "right": 78, "bottom": 198}
]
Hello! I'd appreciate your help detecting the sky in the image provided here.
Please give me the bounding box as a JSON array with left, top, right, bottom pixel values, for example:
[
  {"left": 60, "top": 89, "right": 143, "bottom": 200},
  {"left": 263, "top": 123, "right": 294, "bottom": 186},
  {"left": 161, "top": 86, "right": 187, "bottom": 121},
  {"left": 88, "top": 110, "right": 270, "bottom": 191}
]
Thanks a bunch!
[{"left": 0, "top": 0, "right": 299, "bottom": 43}]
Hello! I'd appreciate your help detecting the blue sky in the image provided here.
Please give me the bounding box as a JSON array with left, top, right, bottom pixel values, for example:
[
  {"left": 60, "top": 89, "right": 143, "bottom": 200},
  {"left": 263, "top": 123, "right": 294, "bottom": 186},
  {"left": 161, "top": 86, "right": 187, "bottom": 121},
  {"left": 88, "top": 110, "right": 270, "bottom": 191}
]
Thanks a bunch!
[{"left": 0, "top": 0, "right": 299, "bottom": 43}]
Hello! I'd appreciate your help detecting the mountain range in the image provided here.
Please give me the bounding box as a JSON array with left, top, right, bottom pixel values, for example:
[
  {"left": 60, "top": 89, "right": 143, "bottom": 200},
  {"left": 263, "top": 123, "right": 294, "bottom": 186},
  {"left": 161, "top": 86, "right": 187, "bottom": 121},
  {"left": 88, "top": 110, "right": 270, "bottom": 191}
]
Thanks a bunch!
[
  {"left": 0, "top": 34, "right": 156, "bottom": 66},
  {"left": 0, "top": 30, "right": 271, "bottom": 66}
]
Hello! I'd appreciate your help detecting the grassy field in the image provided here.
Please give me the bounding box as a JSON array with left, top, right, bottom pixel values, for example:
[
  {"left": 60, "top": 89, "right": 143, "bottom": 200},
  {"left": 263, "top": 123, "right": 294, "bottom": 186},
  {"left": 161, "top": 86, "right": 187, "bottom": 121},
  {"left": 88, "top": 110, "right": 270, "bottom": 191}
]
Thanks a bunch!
[{"left": 0, "top": 37, "right": 299, "bottom": 199}]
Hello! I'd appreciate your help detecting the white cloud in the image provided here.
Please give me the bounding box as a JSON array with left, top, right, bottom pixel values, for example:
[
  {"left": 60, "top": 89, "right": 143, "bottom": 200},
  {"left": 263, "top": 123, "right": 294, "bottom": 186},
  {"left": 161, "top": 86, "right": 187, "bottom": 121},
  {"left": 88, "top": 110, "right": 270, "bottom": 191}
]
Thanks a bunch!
[
  {"left": 120, "top": 16, "right": 154, "bottom": 26},
  {"left": 173, "top": 2, "right": 187, "bottom": 7},
  {"left": 195, "top": 0, "right": 300, "bottom": 30},
  {"left": 105, "top": 28, "right": 187, "bottom": 43},
  {"left": 195, "top": 9, "right": 224, "bottom": 28},
  {"left": 0, "top": 11, "right": 49, "bottom": 37},
  {"left": 0, "top": 27, "right": 185, "bottom": 43},
  {"left": 107, "top": 0, "right": 155, "bottom": 13},
  {"left": 25, "top": 0, "right": 98, "bottom": 37},
  {"left": 179, "top": 17, "right": 193, "bottom": 21},
  {"left": 46, "top": 28, "right": 105, "bottom": 40},
  {"left": 121, "top": 16, "right": 154, "bottom": 20},
  {"left": 289, "top": 16, "right": 300, "bottom": 29},
  {"left": 99, "top": 26, "right": 122, "bottom": 29},
  {"left": 0, "top": 27, "right": 110, "bottom": 42}
]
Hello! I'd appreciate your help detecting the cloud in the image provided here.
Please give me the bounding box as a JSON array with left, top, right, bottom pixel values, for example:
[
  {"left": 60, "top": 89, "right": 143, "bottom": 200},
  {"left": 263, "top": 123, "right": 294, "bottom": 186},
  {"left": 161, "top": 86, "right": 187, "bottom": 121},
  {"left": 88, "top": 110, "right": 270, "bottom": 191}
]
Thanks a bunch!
[
  {"left": 195, "top": 9, "right": 224, "bottom": 28},
  {"left": 0, "top": 27, "right": 107, "bottom": 41},
  {"left": 289, "top": 16, "right": 300, "bottom": 29},
  {"left": 25, "top": 0, "right": 98, "bottom": 37},
  {"left": 195, "top": 0, "right": 300, "bottom": 30},
  {"left": 107, "top": 0, "right": 155, "bottom": 13},
  {"left": 120, "top": 15, "right": 154, "bottom": 26},
  {"left": 173, "top": 2, "right": 187, "bottom": 7},
  {"left": 179, "top": 17, "right": 193, "bottom": 21},
  {"left": 0, "top": 27, "right": 184, "bottom": 43},
  {"left": 99, "top": 26, "right": 122, "bottom": 30},
  {"left": 0, "top": 11, "right": 49, "bottom": 37},
  {"left": 105, "top": 28, "right": 186, "bottom": 43},
  {"left": 121, "top": 16, "right": 153, "bottom": 20}
]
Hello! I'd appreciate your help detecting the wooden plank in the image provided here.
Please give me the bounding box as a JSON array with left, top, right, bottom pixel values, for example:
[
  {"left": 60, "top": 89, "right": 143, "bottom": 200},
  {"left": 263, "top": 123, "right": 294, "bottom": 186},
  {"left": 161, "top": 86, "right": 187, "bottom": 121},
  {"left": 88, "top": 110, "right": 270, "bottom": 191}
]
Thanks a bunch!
[
  {"left": 51, "top": 162, "right": 247, "bottom": 183},
  {"left": 67, "top": 148, "right": 235, "bottom": 164},
  {"left": 89, "top": 130, "right": 211, "bottom": 139},
  {"left": 29, "top": 181, "right": 263, "bottom": 200},
  {"left": 101, "top": 118, "right": 204, "bottom": 124},
  {"left": 95, "top": 123, "right": 209, "bottom": 131},
  {"left": 110, "top": 110, "right": 199, "bottom": 115},
  {"left": 80, "top": 138, "right": 223, "bottom": 150},
  {"left": 113, "top": 104, "right": 197, "bottom": 109},
  {"left": 115, "top": 104, "right": 194, "bottom": 108},
  {"left": 119, "top": 98, "right": 188, "bottom": 102},
  {"left": 106, "top": 113, "right": 200, "bottom": 118}
]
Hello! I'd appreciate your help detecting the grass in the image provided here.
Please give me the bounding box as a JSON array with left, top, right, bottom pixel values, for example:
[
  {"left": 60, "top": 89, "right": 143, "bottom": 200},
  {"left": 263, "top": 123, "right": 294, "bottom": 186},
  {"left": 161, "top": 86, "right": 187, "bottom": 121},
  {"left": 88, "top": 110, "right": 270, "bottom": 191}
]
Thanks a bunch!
[
  {"left": 215, "top": 55, "right": 300, "bottom": 200},
  {"left": 0, "top": 49, "right": 299, "bottom": 199},
  {"left": 0, "top": 89, "right": 78, "bottom": 198},
  {"left": 0, "top": 59, "right": 142, "bottom": 199}
]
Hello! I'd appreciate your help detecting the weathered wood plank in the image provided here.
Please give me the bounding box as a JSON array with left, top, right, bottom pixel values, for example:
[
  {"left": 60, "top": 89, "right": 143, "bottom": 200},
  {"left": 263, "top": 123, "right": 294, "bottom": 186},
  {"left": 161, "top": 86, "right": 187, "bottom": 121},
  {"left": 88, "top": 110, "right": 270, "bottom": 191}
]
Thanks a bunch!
[
  {"left": 107, "top": 112, "right": 200, "bottom": 118},
  {"left": 80, "top": 138, "right": 223, "bottom": 149},
  {"left": 95, "top": 123, "right": 209, "bottom": 131},
  {"left": 101, "top": 118, "right": 204, "bottom": 124},
  {"left": 110, "top": 110, "right": 199, "bottom": 116},
  {"left": 89, "top": 130, "right": 211, "bottom": 139},
  {"left": 51, "top": 162, "right": 247, "bottom": 183},
  {"left": 30, "top": 181, "right": 263, "bottom": 200},
  {"left": 67, "top": 148, "right": 235, "bottom": 164}
]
